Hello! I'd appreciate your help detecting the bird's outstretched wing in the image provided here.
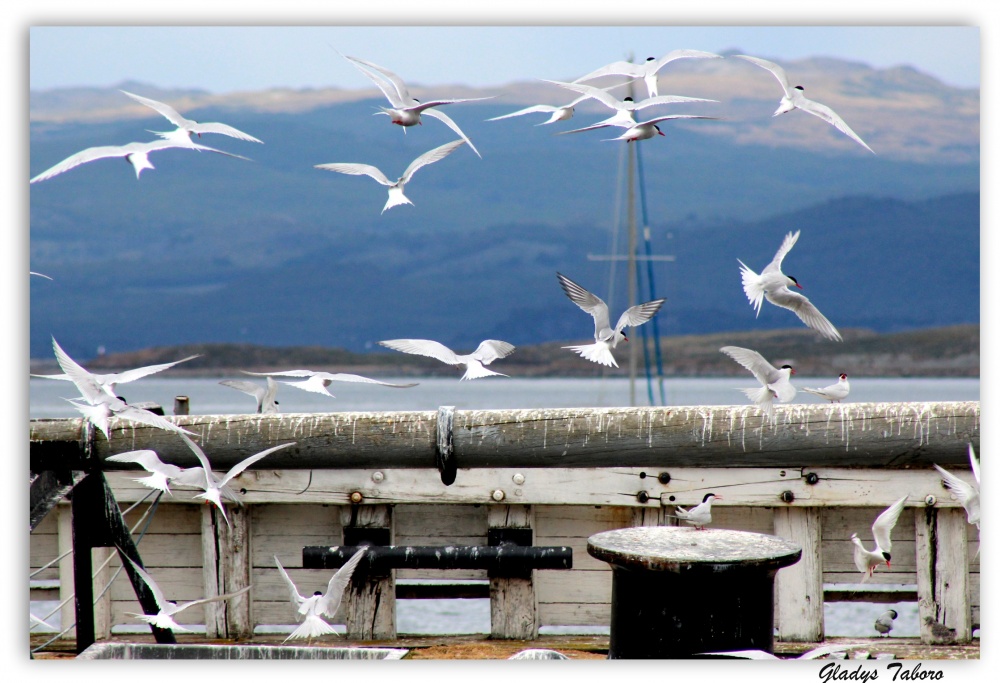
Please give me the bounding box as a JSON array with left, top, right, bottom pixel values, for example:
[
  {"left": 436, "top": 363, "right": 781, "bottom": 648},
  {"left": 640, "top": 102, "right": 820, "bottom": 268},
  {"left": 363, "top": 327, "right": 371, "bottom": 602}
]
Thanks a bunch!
[
  {"left": 471, "top": 340, "right": 516, "bottom": 365},
  {"left": 401, "top": 139, "right": 466, "bottom": 182},
  {"left": 378, "top": 339, "right": 460, "bottom": 365},
  {"left": 315, "top": 162, "right": 393, "bottom": 186}
]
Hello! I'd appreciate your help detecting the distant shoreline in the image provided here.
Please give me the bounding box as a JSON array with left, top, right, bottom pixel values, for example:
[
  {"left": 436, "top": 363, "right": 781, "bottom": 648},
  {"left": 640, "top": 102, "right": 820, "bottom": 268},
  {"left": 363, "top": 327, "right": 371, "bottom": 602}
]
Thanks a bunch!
[{"left": 29, "top": 324, "right": 979, "bottom": 380}]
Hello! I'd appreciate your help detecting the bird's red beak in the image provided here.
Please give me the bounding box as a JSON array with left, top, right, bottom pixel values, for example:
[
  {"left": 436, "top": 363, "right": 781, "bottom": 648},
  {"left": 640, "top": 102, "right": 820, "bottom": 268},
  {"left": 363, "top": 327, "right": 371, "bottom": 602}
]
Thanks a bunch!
[
  {"left": 795, "top": 282, "right": 803, "bottom": 289},
  {"left": 886, "top": 560, "right": 891, "bottom": 568},
  {"left": 791, "top": 368, "right": 797, "bottom": 375},
  {"left": 657, "top": 130, "right": 665, "bottom": 136},
  {"left": 622, "top": 334, "right": 629, "bottom": 342}
]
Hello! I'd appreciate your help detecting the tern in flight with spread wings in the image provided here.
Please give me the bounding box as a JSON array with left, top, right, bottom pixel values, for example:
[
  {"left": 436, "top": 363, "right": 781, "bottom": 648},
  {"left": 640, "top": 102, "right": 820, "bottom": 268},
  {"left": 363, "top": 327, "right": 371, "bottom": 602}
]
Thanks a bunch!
[
  {"left": 378, "top": 338, "right": 515, "bottom": 380},
  {"left": 315, "top": 139, "right": 465, "bottom": 213},
  {"left": 851, "top": 496, "right": 908, "bottom": 579},
  {"left": 30, "top": 137, "right": 250, "bottom": 183},
  {"left": 50, "top": 338, "right": 195, "bottom": 439},
  {"left": 34, "top": 353, "right": 199, "bottom": 399},
  {"left": 739, "top": 230, "right": 842, "bottom": 341},
  {"left": 720, "top": 345, "right": 797, "bottom": 418},
  {"left": 733, "top": 54, "right": 875, "bottom": 154},
  {"left": 122, "top": 553, "right": 251, "bottom": 632},
  {"left": 343, "top": 53, "right": 490, "bottom": 157},
  {"left": 241, "top": 369, "right": 417, "bottom": 398},
  {"left": 274, "top": 548, "right": 367, "bottom": 643},
  {"left": 121, "top": 89, "right": 263, "bottom": 143},
  {"left": 574, "top": 49, "right": 723, "bottom": 99},
  {"left": 543, "top": 78, "right": 717, "bottom": 130},
  {"left": 557, "top": 272, "right": 665, "bottom": 368},
  {"left": 178, "top": 433, "right": 295, "bottom": 528}
]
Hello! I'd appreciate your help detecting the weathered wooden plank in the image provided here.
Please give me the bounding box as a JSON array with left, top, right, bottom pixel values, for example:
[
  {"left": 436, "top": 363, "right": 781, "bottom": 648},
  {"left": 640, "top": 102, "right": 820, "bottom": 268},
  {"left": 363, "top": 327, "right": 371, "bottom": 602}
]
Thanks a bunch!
[
  {"left": 102, "top": 467, "right": 977, "bottom": 508},
  {"left": 340, "top": 505, "right": 395, "bottom": 640},
  {"left": 33, "top": 402, "right": 979, "bottom": 471},
  {"left": 30, "top": 469, "right": 85, "bottom": 531},
  {"left": 57, "top": 506, "right": 75, "bottom": 639},
  {"left": 488, "top": 505, "right": 537, "bottom": 640},
  {"left": 537, "top": 601, "right": 610, "bottom": 626},
  {"left": 536, "top": 569, "right": 612, "bottom": 607},
  {"left": 916, "top": 507, "right": 971, "bottom": 643},
  {"left": 775, "top": 507, "right": 824, "bottom": 642},
  {"left": 201, "top": 504, "right": 253, "bottom": 638}
]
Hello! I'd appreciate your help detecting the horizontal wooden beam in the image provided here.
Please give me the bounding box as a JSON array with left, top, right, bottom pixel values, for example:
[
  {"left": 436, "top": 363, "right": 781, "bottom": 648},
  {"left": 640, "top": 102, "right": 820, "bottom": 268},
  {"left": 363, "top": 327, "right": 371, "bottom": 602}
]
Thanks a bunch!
[
  {"left": 30, "top": 401, "right": 980, "bottom": 471},
  {"left": 101, "top": 466, "right": 973, "bottom": 508}
]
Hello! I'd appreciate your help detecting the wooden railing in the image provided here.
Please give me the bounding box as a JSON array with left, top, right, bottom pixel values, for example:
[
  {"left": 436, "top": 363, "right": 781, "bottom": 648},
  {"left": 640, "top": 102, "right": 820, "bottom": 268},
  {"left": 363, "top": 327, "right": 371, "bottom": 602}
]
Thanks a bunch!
[{"left": 30, "top": 401, "right": 980, "bottom": 647}]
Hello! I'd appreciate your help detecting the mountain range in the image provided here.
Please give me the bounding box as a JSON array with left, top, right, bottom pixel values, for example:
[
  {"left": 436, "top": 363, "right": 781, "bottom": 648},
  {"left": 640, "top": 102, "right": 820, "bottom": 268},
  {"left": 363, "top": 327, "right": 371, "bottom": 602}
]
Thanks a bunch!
[{"left": 28, "top": 54, "right": 980, "bottom": 361}]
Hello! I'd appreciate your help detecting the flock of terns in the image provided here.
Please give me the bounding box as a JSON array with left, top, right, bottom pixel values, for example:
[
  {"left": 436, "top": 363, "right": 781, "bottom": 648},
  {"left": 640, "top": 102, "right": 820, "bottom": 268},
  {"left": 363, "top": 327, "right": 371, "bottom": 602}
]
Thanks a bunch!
[{"left": 30, "top": 48, "right": 974, "bottom": 646}]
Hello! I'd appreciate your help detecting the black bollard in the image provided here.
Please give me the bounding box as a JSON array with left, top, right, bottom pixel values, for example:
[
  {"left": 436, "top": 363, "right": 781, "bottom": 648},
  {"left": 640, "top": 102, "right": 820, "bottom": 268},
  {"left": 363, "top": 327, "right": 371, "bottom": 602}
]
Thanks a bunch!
[{"left": 588, "top": 526, "right": 801, "bottom": 659}]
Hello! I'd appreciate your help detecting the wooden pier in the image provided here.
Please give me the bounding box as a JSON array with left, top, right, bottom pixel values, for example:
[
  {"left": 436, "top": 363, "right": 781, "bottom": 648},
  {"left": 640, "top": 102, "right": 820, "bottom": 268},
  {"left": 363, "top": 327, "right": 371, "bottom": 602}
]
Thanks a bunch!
[{"left": 29, "top": 400, "right": 980, "bottom": 657}]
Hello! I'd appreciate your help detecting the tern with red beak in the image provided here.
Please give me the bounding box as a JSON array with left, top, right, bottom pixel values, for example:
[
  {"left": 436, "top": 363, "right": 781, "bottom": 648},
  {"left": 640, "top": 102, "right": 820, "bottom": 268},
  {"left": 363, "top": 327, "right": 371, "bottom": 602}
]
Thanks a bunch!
[
  {"left": 557, "top": 272, "right": 665, "bottom": 368},
  {"left": 342, "top": 54, "right": 490, "bottom": 157},
  {"left": 739, "top": 230, "right": 842, "bottom": 341},
  {"left": 802, "top": 373, "right": 851, "bottom": 403},
  {"left": 851, "top": 496, "right": 908, "bottom": 579}
]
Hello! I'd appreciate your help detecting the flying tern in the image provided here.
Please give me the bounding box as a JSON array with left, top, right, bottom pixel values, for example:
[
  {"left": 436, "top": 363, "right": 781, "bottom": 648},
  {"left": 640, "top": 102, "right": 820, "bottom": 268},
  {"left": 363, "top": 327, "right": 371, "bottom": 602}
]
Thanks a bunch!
[
  {"left": 220, "top": 377, "right": 280, "bottom": 414},
  {"left": 34, "top": 353, "right": 200, "bottom": 398},
  {"left": 933, "top": 443, "right": 980, "bottom": 530},
  {"left": 105, "top": 449, "right": 185, "bottom": 495},
  {"left": 739, "top": 230, "right": 842, "bottom": 341},
  {"left": 875, "top": 609, "right": 898, "bottom": 637},
  {"left": 851, "top": 496, "right": 908, "bottom": 579},
  {"left": 801, "top": 374, "right": 851, "bottom": 403},
  {"left": 120, "top": 89, "right": 263, "bottom": 143},
  {"left": 178, "top": 433, "right": 295, "bottom": 527},
  {"left": 574, "top": 49, "right": 723, "bottom": 99},
  {"left": 315, "top": 138, "right": 465, "bottom": 214},
  {"left": 343, "top": 54, "right": 490, "bottom": 157},
  {"left": 486, "top": 82, "right": 628, "bottom": 126},
  {"left": 30, "top": 137, "right": 250, "bottom": 184},
  {"left": 121, "top": 553, "right": 251, "bottom": 632},
  {"left": 543, "top": 78, "right": 717, "bottom": 128},
  {"left": 557, "top": 272, "right": 665, "bottom": 368},
  {"left": 378, "top": 338, "right": 515, "bottom": 380},
  {"left": 50, "top": 337, "right": 194, "bottom": 439},
  {"left": 720, "top": 346, "right": 796, "bottom": 417},
  {"left": 669, "top": 493, "right": 721, "bottom": 530},
  {"left": 274, "top": 548, "right": 367, "bottom": 643},
  {"left": 733, "top": 54, "right": 875, "bottom": 154},
  {"left": 241, "top": 369, "right": 417, "bottom": 398}
]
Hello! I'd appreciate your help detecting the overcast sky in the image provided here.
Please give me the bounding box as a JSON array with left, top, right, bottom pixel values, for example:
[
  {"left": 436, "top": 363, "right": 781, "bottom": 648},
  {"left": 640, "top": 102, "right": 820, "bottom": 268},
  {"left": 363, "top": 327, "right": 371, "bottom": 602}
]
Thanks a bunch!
[{"left": 29, "top": 24, "right": 980, "bottom": 93}]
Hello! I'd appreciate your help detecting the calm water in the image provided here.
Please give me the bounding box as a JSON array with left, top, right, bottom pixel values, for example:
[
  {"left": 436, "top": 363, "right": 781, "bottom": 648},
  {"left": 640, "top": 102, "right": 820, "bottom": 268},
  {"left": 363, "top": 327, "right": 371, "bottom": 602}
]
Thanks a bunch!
[
  {"left": 28, "top": 375, "right": 980, "bottom": 418},
  {"left": 30, "top": 376, "right": 979, "bottom": 638}
]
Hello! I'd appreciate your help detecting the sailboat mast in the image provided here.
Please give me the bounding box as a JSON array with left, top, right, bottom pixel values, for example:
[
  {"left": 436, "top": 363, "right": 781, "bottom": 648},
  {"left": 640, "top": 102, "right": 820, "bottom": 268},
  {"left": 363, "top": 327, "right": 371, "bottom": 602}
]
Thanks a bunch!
[{"left": 627, "top": 67, "right": 638, "bottom": 407}]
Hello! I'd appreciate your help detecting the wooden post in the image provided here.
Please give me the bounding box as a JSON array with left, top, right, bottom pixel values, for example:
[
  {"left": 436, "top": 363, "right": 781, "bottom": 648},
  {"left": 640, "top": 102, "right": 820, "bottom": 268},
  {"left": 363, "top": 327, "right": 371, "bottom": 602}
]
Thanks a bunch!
[
  {"left": 341, "top": 504, "right": 395, "bottom": 640},
  {"left": 57, "top": 505, "right": 75, "bottom": 640},
  {"left": 92, "top": 547, "right": 113, "bottom": 640},
  {"left": 488, "top": 504, "right": 538, "bottom": 639},
  {"left": 201, "top": 504, "right": 254, "bottom": 639},
  {"left": 173, "top": 396, "right": 190, "bottom": 416},
  {"left": 916, "top": 506, "right": 971, "bottom": 643},
  {"left": 774, "top": 507, "right": 824, "bottom": 642}
]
